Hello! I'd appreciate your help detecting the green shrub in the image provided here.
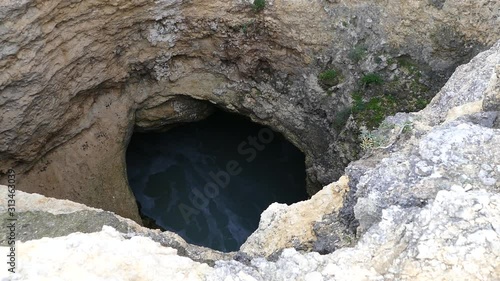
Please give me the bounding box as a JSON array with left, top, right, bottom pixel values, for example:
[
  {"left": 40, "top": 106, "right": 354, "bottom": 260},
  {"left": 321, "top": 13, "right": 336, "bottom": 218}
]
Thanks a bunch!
[
  {"left": 416, "top": 97, "right": 429, "bottom": 110},
  {"left": 351, "top": 92, "right": 397, "bottom": 129},
  {"left": 402, "top": 121, "right": 413, "bottom": 133},
  {"left": 361, "top": 73, "right": 383, "bottom": 86},
  {"left": 349, "top": 45, "right": 367, "bottom": 63},
  {"left": 318, "top": 69, "right": 340, "bottom": 88},
  {"left": 253, "top": 0, "right": 265, "bottom": 12},
  {"left": 351, "top": 92, "right": 363, "bottom": 110},
  {"left": 359, "top": 126, "right": 384, "bottom": 151},
  {"left": 398, "top": 57, "right": 417, "bottom": 70},
  {"left": 364, "top": 97, "right": 385, "bottom": 125},
  {"left": 241, "top": 24, "right": 248, "bottom": 34},
  {"left": 332, "top": 107, "right": 352, "bottom": 130}
]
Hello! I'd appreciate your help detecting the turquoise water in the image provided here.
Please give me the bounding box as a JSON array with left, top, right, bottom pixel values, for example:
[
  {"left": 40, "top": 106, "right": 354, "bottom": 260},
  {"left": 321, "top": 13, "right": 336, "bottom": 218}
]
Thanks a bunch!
[{"left": 126, "top": 111, "right": 308, "bottom": 252}]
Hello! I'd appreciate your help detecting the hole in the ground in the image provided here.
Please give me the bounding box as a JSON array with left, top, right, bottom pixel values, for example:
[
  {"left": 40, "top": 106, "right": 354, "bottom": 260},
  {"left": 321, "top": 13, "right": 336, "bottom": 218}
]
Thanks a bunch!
[{"left": 126, "top": 110, "right": 308, "bottom": 252}]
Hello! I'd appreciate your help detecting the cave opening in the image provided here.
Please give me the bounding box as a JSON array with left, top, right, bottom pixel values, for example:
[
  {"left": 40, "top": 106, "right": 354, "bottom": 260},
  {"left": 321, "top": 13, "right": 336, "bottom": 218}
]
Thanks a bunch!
[{"left": 126, "top": 110, "right": 308, "bottom": 252}]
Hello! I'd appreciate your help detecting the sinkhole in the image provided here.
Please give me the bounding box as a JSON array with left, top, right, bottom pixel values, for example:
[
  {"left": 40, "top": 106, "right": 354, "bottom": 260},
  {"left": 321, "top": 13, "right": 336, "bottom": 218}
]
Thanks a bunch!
[{"left": 126, "top": 110, "right": 308, "bottom": 252}]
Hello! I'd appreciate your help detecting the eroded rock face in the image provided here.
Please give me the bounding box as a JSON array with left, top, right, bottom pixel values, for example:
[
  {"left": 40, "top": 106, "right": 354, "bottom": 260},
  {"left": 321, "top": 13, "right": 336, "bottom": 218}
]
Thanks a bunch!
[
  {"left": 240, "top": 37, "right": 499, "bottom": 259},
  {"left": 240, "top": 176, "right": 351, "bottom": 257},
  {"left": 2, "top": 188, "right": 499, "bottom": 280},
  {"left": 0, "top": 40, "right": 499, "bottom": 279},
  {"left": 0, "top": 187, "right": 234, "bottom": 266},
  {"left": 210, "top": 187, "right": 500, "bottom": 281},
  {"left": 1, "top": 0, "right": 499, "bottom": 221},
  {"left": 483, "top": 65, "right": 500, "bottom": 114},
  {"left": 346, "top": 40, "right": 500, "bottom": 234},
  {"left": 134, "top": 95, "right": 215, "bottom": 132},
  {"left": 8, "top": 226, "right": 213, "bottom": 281}
]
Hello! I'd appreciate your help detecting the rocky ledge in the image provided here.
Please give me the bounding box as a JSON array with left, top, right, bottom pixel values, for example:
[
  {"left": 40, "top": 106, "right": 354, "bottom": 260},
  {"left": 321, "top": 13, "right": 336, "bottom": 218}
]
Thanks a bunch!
[{"left": 1, "top": 39, "right": 499, "bottom": 280}]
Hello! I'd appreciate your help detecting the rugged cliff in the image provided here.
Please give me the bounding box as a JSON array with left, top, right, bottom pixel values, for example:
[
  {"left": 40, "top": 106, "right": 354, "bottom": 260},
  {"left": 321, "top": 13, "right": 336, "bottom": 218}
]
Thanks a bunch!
[
  {"left": 1, "top": 0, "right": 499, "bottom": 221},
  {"left": 1, "top": 39, "right": 499, "bottom": 280}
]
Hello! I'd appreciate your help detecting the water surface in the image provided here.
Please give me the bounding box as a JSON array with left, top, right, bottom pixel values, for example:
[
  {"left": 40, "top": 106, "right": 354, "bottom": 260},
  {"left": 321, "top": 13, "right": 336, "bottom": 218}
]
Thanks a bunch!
[{"left": 126, "top": 111, "right": 308, "bottom": 252}]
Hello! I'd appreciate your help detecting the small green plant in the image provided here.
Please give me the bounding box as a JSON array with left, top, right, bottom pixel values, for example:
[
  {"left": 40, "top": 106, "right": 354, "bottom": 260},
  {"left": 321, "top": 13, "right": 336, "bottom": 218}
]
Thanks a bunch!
[
  {"left": 351, "top": 92, "right": 365, "bottom": 112},
  {"left": 332, "top": 107, "right": 352, "bottom": 130},
  {"left": 379, "top": 121, "right": 396, "bottom": 130},
  {"left": 351, "top": 92, "right": 398, "bottom": 129},
  {"left": 318, "top": 69, "right": 340, "bottom": 88},
  {"left": 415, "top": 97, "right": 429, "bottom": 110},
  {"left": 402, "top": 121, "right": 413, "bottom": 133},
  {"left": 364, "top": 97, "right": 385, "bottom": 125},
  {"left": 349, "top": 45, "right": 367, "bottom": 63},
  {"left": 239, "top": 20, "right": 256, "bottom": 35},
  {"left": 359, "top": 126, "right": 384, "bottom": 151},
  {"left": 253, "top": 0, "right": 266, "bottom": 12},
  {"left": 398, "top": 57, "right": 417, "bottom": 70},
  {"left": 361, "top": 121, "right": 414, "bottom": 152},
  {"left": 361, "top": 73, "right": 383, "bottom": 86}
]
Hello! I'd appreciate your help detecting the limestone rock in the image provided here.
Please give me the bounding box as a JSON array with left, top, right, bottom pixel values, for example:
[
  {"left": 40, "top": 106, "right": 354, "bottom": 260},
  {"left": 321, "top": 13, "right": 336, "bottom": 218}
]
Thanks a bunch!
[
  {"left": 483, "top": 64, "right": 500, "bottom": 114},
  {"left": 0, "top": 187, "right": 233, "bottom": 266},
  {"left": 3, "top": 188, "right": 498, "bottom": 280},
  {"left": 208, "top": 188, "right": 500, "bottom": 281},
  {"left": 240, "top": 176, "right": 350, "bottom": 257},
  {"left": 347, "top": 40, "right": 500, "bottom": 233},
  {"left": 2, "top": 226, "right": 213, "bottom": 281},
  {"left": 135, "top": 95, "right": 215, "bottom": 132},
  {"left": 421, "top": 40, "right": 500, "bottom": 124}
]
